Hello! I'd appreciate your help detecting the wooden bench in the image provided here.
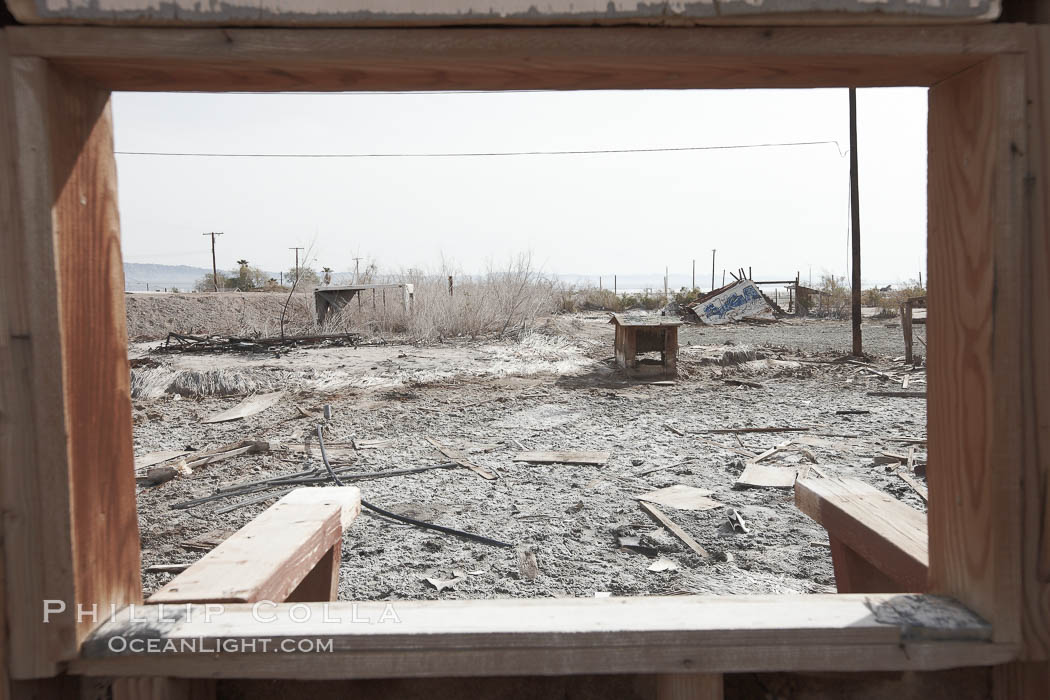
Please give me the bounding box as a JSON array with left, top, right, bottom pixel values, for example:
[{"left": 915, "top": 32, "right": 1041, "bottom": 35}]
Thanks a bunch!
[
  {"left": 149, "top": 487, "right": 361, "bottom": 604},
  {"left": 794, "top": 476, "right": 928, "bottom": 593}
]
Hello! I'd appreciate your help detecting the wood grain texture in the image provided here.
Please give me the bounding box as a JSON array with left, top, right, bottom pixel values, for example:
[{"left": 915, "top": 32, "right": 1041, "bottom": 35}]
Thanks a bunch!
[
  {"left": 1, "top": 25, "right": 1026, "bottom": 93},
  {"left": 927, "top": 55, "right": 1026, "bottom": 647},
  {"left": 112, "top": 677, "right": 216, "bottom": 700},
  {"left": 795, "top": 477, "right": 927, "bottom": 591},
  {"left": 70, "top": 594, "right": 1015, "bottom": 679},
  {"left": 47, "top": 64, "right": 144, "bottom": 649},
  {"left": 2, "top": 53, "right": 75, "bottom": 680},
  {"left": 2, "top": 54, "right": 141, "bottom": 677},
  {"left": 148, "top": 489, "right": 359, "bottom": 604},
  {"left": 1019, "top": 24, "right": 1050, "bottom": 662},
  {"left": 655, "top": 673, "right": 723, "bottom": 700}
]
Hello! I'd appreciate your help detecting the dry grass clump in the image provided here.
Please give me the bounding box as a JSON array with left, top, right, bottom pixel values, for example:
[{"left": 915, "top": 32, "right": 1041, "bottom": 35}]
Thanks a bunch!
[{"left": 325, "top": 254, "right": 559, "bottom": 342}]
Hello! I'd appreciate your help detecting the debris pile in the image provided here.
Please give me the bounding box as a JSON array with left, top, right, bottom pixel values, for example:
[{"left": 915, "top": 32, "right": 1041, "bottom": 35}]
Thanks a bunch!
[{"left": 685, "top": 280, "right": 777, "bottom": 325}]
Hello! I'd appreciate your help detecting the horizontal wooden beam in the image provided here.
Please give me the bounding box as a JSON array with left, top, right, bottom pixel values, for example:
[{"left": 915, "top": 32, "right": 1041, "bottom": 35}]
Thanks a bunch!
[
  {"left": 2, "top": 25, "right": 1028, "bottom": 92},
  {"left": 70, "top": 594, "right": 1017, "bottom": 679}
]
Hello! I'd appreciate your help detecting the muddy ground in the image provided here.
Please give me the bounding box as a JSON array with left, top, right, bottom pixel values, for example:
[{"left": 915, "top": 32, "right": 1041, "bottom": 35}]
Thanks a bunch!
[{"left": 130, "top": 314, "right": 927, "bottom": 601}]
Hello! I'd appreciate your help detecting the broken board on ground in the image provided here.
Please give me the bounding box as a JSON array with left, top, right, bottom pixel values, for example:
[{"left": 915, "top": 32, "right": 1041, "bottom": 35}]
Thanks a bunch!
[
  {"left": 637, "top": 485, "right": 721, "bottom": 511},
  {"left": 735, "top": 463, "right": 798, "bottom": 489},
  {"left": 202, "top": 391, "right": 285, "bottom": 424},
  {"left": 513, "top": 451, "right": 610, "bottom": 465}
]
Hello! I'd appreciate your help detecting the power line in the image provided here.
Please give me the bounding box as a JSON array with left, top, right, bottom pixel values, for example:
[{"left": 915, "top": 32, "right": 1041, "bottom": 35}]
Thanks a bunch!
[{"left": 114, "top": 139, "right": 846, "bottom": 160}]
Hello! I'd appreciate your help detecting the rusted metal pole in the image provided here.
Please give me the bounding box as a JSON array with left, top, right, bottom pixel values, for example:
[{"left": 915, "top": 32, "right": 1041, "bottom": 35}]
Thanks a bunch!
[{"left": 849, "top": 87, "right": 862, "bottom": 356}]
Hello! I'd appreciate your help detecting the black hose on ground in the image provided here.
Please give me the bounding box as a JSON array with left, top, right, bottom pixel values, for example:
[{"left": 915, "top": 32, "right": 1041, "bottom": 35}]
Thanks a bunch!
[{"left": 316, "top": 424, "right": 513, "bottom": 549}]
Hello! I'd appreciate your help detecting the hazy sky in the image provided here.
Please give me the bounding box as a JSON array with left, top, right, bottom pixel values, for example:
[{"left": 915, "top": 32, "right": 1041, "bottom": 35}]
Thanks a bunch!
[{"left": 113, "top": 88, "right": 927, "bottom": 287}]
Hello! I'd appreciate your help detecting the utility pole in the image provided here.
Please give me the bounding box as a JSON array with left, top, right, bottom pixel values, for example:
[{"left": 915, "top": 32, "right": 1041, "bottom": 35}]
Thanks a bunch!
[
  {"left": 664, "top": 266, "right": 668, "bottom": 302},
  {"left": 289, "top": 247, "right": 304, "bottom": 286},
  {"left": 202, "top": 232, "right": 223, "bottom": 291},
  {"left": 692, "top": 259, "right": 695, "bottom": 290},
  {"left": 352, "top": 257, "right": 363, "bottom": 284},
  {"left": 711, "top": 249, "right": 716, "bottom": 291},
  {"left": 849, "top": 87, "right": 863, "bottom": 356}
]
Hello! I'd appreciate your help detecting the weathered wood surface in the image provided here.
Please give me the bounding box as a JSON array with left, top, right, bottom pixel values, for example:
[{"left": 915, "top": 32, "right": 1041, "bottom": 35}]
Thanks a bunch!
[
  {"left": 3, "top": 25, "right": 1027, "bottom": 93},
  {"left": 72, "top": 594, "right": 1015, "bottom": 679},
  {"left": 639, "top": 501, "right": 710, "bottom": 559},
  {"left": 927, "top": 55, "right": 1026, "bottom": 647},
  {"left": 795, "top": 477, "right": 927, "bottom": 592},
  {"left": 149, "top": 487, "right": 360, "bottom": 604},
  {"left": 1017, "top": 24, "right": 1050, "bottom": 665},
  {"left": 1, "top": 51, "right": 141, "bottom": 677},
  {"left": 200, "top": 391, "right": 284, "bottom": 424},
  {"left": 4, "top": 0, "right": 1001, "bottom": 27}
]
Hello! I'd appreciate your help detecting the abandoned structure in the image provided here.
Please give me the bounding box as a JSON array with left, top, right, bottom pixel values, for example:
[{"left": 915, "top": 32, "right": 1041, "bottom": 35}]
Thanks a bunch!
[
  {"left": 314, "top": 283, "right": 415, "bottom": 324},
  {"left": 901, "top": 295, "right": 927, "bottom": 365},
  {"left": 609, "top": 314, "right": 681, "bottom": 378},
  {"left": 1, "top": 1, "right": 1048, "bottom": 699},
  {"left": 686, "top": 279, "right": 776, "bottom": 325}
]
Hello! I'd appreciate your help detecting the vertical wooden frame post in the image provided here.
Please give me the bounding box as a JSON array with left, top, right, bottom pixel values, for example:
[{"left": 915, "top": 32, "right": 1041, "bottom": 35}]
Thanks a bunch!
[
  {"left": 0, "top": 49, "right": 141, "bottom": 678},
  {"left": 927, "top": 54, "right": 1035, "bottom": 649}
]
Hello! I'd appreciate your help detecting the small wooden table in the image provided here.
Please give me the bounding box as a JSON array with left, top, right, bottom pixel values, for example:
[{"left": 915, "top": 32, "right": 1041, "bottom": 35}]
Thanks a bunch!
[{"left": 609, "top": 314, "right": 681, "bottom": 379}]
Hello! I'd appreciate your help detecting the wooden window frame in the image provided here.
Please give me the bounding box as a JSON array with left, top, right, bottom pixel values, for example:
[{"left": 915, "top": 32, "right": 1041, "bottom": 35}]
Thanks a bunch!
[{"left": 0, "top": 22, "right": 1047, "bottom": 688}]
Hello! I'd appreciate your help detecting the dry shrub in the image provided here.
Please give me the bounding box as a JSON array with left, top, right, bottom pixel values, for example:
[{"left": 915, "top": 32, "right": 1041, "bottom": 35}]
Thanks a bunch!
[{"left": 327, "top": 253, "right": 559, "bottom": 341}]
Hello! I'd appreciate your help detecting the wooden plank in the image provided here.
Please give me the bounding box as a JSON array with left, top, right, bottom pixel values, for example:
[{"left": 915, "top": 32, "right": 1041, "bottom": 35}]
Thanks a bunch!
[
  {"left": 655, "top": 674, "right": 723, "bottom": 700},
  {"left": 896, "top": 470, "right": 929, "bottom": 503},
  {"left": 512, "top": 451, "right": 610, "bottom": 465},
  {"left": 149, "top": 487, "right": 360, "bottom": 604},
  {"left": 2, "top": 26, "right": 1026, "bottom": 93},
  {"left": 637, "top": 485, "right": 720, "bottom": 511},
  {"left": 200, "top": 391, "right": 284, "bottom": 423},
  {"left": 426, "top": 437, "right": 497, "bottom": 480},
  {"left": 112, "top": 678, "right": 216, "bottom": 700},
  {"left": 1018, "top": 24, "right": 1050, "bottom": 663},
  {"left": 829, "top": 536, "right": 910, "bottom": 594},
  {"left": 638, "top": 501, "right": 709, "bottom": 559},
  {"left": 795, "top": 477, "right": 928, "bottom": 592},
  {"left": 3, "top": 0, "right": 1002, "bottom": 27},
  {"left": 1, "top": 54, "right": 141, "bottom": 678},
  {"left": 927, "top": 55, "right": 1026, "bottom": 646},
  {"left": 134, "top": 450, "right": 190, "bottom": 471},
  {"left": 735, "top": 463, "right": 797, "bottom": 489},
  {"left": 71, "top": 594, "right": 1015, "bottom": 679}
]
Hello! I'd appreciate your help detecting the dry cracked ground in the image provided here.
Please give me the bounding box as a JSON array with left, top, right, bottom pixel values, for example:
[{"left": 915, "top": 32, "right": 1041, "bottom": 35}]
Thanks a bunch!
[{"left": 130, "top": 314, "right": 927, "bottom": 601}]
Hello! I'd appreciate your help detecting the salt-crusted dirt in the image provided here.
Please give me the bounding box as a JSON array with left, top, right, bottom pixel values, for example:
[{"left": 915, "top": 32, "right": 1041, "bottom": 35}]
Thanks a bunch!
[{"left": 130, "top": 314, "right": 926, "bottom": 601}]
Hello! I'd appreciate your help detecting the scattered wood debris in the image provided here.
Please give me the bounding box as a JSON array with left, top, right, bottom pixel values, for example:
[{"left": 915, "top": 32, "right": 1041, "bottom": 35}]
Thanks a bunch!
[
  {"left": 723, "top": 379, "right": 764, "bottom": 389},
  {"left": 144, "top": 563, "right": 190, "bottom": 574},
  {"left": 896, "top": 470, "right": 929, "bottom": 502},
  {"left": 734, "top": 463, "right": 797, "bottom": 489},
  {"left": 134, "top": 450, "right": 190, "bottom": 471},
  {"left": 867, "top": 391, "right": 927, "bottom": 398},
  {"left": 637, "top": 485, "right": 720, "bottom": 511},
  {"left": 426, "top": 436, "right": 498, "bottom": 480},
  {"left": 697, "top": 426, "right": 811, "bottom": 435},
  {"left": 638, "top": 501, "right": 709, "bottom": 560},
  {"left": 202, "top": 391, "right": 285, "bottom": 424},
  {"left": 181, "top": 529, "right": 234, "bottom": 552},
  {"left": 513, "top": 451, "right": 610, "bottom": 465},
  {"left": 425, "top": 570, "right": 467, "bottom": 592}
]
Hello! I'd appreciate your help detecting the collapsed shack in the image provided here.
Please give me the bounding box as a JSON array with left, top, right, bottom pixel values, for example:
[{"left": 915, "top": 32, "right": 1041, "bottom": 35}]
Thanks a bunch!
[{"left": 684, "top": 279, "right": 778, "bottom": 325}]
